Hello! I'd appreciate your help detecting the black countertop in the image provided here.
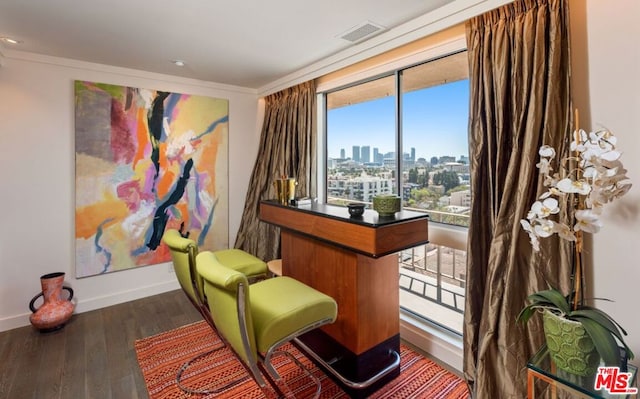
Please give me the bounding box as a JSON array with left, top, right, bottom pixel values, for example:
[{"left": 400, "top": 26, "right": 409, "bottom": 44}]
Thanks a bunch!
[{"left": 262, "top": 200, "right": 429, "bottom": 227}]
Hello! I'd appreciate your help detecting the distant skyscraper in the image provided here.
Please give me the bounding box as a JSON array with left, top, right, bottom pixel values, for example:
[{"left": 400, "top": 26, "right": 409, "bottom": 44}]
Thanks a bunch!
[
  {"left": 373, "top": 148, "right": 379, "bottom": 164},
  {"left": 340, "top": 148, "right": 345, "bottom": 159},
  {"left": 411, "top": 147, "right": 416, "bottom": 162},
  {"left": 361, "top": 146, "right": 370, "bottom": 163},
  {"left": 352, "top": 145, "right": 360, "bottom": 162}
]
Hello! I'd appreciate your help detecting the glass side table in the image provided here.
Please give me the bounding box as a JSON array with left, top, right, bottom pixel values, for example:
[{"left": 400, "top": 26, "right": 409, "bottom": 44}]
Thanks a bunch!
[{"left": 527, "top": 345, "right": 638, "bottom": 399}]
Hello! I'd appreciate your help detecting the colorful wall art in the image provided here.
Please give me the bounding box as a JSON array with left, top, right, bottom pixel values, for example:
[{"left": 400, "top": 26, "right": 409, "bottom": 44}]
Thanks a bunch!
[{"left": 74, "top": 81, "right": 229, "bottom": 278}]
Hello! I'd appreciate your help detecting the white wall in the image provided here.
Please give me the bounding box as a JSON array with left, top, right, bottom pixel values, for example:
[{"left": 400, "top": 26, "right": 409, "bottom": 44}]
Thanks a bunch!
[
  {"left": 0, "top": 53, "right": 260, "bottom": 331},
  {"left": 580, "top": 0, "right": 640, "bottom": 367}
]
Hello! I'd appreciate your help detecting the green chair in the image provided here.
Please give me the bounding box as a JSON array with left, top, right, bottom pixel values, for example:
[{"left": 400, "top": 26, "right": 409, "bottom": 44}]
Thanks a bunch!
[
  {"left": 161, "top": 228, "right": 268, "bottom": 394},
  {"left": 197, "top": 251, "right": 338, "bottom": 398}
]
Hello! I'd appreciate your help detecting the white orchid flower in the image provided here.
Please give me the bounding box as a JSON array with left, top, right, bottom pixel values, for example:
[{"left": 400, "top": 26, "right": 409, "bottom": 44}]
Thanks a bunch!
[
  {"left": 583, "top": 166, "right": 597, "bottom": 179},
  {"left": 534, "top": 219, "right": 555, "bottom": 238},
  {"left": 531, "top": 198, "right": 560, "bottom": 218},
  {"left": 574, "top": 209, "right": 603, "bottom": 234},
  {"left": 539, "top": 145, "right": 556, "bottom": 158},
  {"left": 556, "top": 178, "right": 591, "bottom": 195},
  {"left": 599, "top": 150, "right": 621, "bottom": 162},
  {"left": 521, "top": 127, "right": 631, "bottom": 251},
  {"left": 536, "top": 157, "right": 553, "bottom": 174},
  {"left": 553, "top": 222, "right": 576, "bottom": 242}
]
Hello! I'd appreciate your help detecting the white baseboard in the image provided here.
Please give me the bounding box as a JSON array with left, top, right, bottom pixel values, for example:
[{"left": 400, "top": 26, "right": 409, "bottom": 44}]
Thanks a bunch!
[
  {"left": 0, "top": 280, "right": 180, "bottom": 332},
  {"left": 400, "top": 312, "right": 464, "bottom": 373}
]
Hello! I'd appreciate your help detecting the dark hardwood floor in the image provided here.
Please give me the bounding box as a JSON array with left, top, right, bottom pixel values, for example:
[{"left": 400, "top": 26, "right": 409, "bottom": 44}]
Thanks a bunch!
[{"left": 0, "top": 289, "right": 201, "bottom": 399}]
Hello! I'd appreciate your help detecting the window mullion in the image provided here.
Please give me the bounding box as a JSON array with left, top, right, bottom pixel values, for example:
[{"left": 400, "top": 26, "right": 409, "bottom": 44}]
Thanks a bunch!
[{"left": 395, "top": 70, "right": 402, "bottom": 197}]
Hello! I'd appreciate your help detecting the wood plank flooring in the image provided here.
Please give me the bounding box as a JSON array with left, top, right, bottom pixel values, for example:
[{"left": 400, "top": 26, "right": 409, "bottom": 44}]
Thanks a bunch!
[{"left": 0, "top": 289, "right": 201, "bottom": 399}]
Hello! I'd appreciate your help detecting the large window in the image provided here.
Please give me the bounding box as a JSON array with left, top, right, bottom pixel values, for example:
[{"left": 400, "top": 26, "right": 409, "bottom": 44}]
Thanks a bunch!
[
  {"left": 325, "top": 51, "right": 469, "bottom": 228},
  {"left": 323, "top": 51, "right": 469, "bottom": 334}
]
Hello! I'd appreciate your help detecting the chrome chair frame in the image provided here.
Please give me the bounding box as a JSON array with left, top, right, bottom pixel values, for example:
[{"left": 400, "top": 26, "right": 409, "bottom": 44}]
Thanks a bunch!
[{"left": 216, "top": 281, "right": 335, "bottom": 399}]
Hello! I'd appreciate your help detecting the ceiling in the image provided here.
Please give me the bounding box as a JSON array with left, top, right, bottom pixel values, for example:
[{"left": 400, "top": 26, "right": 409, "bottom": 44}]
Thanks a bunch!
[{"left": 0, "top": 0, "right": 455, "bottom": 91}]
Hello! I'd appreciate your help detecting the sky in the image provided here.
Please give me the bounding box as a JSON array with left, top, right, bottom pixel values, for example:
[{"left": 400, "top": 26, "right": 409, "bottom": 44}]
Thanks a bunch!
[{"left": 327, "top": 79, "right": 469, "bottom": 161}]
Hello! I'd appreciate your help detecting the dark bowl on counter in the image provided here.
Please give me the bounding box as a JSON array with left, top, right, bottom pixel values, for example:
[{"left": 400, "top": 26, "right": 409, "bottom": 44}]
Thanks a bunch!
[{"left": 347, "top": 203, "right": 365, "bottom": 217}]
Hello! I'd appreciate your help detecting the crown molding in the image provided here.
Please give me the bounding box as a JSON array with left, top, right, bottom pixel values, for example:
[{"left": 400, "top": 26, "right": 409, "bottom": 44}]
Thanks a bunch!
[{"left": 2, "top": 49, "right": 258, "bottom": 95}]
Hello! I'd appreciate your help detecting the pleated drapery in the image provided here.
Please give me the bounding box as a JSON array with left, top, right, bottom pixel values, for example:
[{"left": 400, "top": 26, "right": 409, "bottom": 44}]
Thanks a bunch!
[
  {"left": 234, "top": 81, "right": 316, "bottom": 261},
  {"left": 463, "top": 0, "right": 574, "bottom": 397}
]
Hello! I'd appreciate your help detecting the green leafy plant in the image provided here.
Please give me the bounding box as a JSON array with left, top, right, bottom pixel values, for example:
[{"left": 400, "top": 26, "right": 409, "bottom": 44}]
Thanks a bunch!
[{"left": 517, "top": 288, "right": 634, "bottom": 366}]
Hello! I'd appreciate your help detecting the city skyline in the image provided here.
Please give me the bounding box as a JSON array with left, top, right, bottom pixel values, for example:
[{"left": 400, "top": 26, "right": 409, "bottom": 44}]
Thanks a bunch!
[
  {"left": 327, "top": 79, "right": 469, "bottom": 161},
  {"left": 333, "top": 144, "right": 466, "bottom": 163}
]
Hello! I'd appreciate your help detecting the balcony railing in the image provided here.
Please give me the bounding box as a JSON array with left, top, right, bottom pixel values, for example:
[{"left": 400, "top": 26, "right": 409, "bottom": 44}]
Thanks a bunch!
[{"left": 398, "top": 243, "right": 467, "bottom": 334}]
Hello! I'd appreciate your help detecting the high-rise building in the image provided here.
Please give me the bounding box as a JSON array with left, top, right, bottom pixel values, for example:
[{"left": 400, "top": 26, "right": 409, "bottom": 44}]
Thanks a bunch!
[
  {"left": 361, "top": 146, "right": 370, "bottom": 163},
  {"left": 411, "top": 147, "right": 416, "bottom": 162},
  {"left": 373, "top": 148, "right": 379, "bottom": 164},
  {"left": 340, "top": 148, "right": 345, "bottom": 159},
  {"left": 352, "top": 145, "right": 360, "bottom": 162}
]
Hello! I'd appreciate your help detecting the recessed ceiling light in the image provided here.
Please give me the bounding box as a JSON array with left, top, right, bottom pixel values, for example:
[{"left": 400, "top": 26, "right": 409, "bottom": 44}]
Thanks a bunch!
[
  {"left": 171, "top": 60, "right": 186, "bottom": 67},
  {"left": 1, "top": 37, "right": 22, "bottom": 45}
]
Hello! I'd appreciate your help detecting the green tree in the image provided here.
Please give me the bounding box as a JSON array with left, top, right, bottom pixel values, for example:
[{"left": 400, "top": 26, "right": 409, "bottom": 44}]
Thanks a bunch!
[
  {"left": 410, "top": 187, "right": 441, "bottom": 208},
  {"left": 408, "top": 168, "right": 418, "bottom": 184},
  {"left": 433, "top": 170, "right": 459, "bottom": 192}
]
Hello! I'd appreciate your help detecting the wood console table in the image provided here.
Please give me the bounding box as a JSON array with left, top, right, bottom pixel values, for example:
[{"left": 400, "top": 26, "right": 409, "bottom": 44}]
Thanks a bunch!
[{"left": 260, "top": 200, "right": 429, "bottom": 396}]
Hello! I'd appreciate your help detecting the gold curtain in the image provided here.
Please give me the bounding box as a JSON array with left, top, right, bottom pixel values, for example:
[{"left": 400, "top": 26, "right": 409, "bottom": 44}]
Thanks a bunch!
[
  {"left": 234, "top": 81, "right": 316, "bottom": 261},
  {"left": 463, "top": 0, "right": 574, "bottom": 397}
]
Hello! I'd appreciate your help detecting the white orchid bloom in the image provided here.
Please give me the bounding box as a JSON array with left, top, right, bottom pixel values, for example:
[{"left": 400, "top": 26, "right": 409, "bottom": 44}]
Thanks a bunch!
[
  {"left": 574, "top": 209, "right": 603, "bottom": 234},
  {"left": 553, "top": 222, "right": 576, "bottom": 242},
  {"left": 536, "top": 157, "right": 553, "bottom": 175},
  {"left": 539, "top": 145, "right": 556, "bottom": 159},
  {"left": 531, "top": 198, "right": 560, "bottom": 218},
  {"left": 580, "top": 146, "right": 603, "bottom": 163},
  {"left": 534, "top": 219, "right": 555, "bottom": 238},
  {"left": 599, "top": 150, "right": 621, "bottom": 162},
  {"left": 522, "top": 128, "right": 631, "bottom": 251},
  {"left": 556, "top": 178, "right": 591, "bottom": 195},
  {"left": 583, "top": 166, "right": 597, "bottom": 179}
]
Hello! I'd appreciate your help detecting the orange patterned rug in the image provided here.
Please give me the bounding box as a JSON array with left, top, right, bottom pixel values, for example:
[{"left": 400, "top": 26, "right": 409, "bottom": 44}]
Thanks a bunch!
[{"left": 135, "top": 321, "right": 469, "bottom": 398}]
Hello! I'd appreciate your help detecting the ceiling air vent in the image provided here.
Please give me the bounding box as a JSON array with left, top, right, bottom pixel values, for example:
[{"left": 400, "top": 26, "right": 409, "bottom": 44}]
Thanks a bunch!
[{"left": 339, "top": 21, "right": 386, "bottom": 43}]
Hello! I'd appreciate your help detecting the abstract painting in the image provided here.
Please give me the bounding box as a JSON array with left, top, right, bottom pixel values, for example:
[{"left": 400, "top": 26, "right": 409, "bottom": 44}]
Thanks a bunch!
[{"left": 74, "top": 81, "right": 228, "bottom": 278}]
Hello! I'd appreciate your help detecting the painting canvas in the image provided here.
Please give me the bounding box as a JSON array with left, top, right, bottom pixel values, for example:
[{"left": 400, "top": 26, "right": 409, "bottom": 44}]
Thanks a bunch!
[{"left": 74, "top": 81, "right": 228, "bottom": 278}]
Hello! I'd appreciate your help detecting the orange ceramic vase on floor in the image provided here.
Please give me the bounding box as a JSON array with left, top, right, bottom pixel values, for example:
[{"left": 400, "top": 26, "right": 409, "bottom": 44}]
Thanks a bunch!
[{"left": 29, "top": 272, "right": 75, "bottom": 332}]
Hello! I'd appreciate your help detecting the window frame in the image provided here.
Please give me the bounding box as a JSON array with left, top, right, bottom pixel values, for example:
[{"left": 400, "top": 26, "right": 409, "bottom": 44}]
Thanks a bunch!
[{"left": 319, "top": 45, "right": 469, "bottom": 211}]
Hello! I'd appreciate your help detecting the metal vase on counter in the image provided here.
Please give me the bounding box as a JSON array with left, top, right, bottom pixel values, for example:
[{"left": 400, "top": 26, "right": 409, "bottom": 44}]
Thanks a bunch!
[
  {"left": 29, "top": 272, "right": 75, "bottom": 332},
  {"left": 274, "top": 177, "right": 297, "bottom": 205}
]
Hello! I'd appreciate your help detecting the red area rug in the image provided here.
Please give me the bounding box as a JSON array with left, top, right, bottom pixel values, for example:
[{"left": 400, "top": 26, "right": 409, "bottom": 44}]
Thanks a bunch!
[{"left": 135, "top": 321, "right": 469, "bottom": 398}]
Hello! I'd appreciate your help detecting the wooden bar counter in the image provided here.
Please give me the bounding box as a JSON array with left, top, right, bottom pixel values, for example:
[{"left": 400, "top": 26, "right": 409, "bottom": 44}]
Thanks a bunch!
[{"left": 260, "top": 200, "right": 429, "bottom": 396}]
